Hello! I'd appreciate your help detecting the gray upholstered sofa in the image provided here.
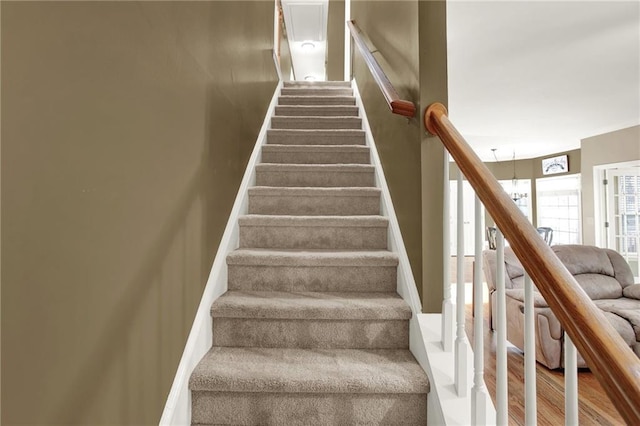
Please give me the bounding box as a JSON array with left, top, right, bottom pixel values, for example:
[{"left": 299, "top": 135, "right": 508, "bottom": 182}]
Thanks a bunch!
[{"left": 483, "top": 244, "right": 640, "bottom": 369}]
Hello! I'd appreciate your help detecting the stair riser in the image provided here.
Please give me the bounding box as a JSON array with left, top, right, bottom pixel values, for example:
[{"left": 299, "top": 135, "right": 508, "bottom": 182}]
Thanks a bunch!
[
  {"left": 256, "top": 170, "right": 375, "bottom": 187},
  {"left": 281, "top": 88, "right": 354, "bottom": 97},
  {"left": 275, "top": 106, "right": 359, "bottom": 117},
  {"left": 248, "top": 194, "right": 380, "bottom": 215},
  {"left": 227, "top": 265, "right": 397, "bottom": 292},
  {"left": 279, "top": 97, "right": 356, "bottom": 106},
  {"left": 192, "top": 391, "right": 427, "bottom": 426},
  {"left": 267, "top": 131, "right": 365, "bottom": 146},
  {"left": 271, "top": 117, "right": 362, "bottom": 130},
  {"left": 239, "top": 225, "right": 387, "bottom": 250},
  {"left": 212, "top": 319, "right": 408, "bottom": 349},
  {"left": 261, "top": 149, "right": 370, "bottom": 164}
]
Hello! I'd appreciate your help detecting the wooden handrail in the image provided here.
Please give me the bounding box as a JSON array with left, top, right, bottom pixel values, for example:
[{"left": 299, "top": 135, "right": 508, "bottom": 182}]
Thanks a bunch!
[
  {"left": 347, "top": 21, "right": 416, "bottom": 118},
  {"left": 425, "top": 103, "right": 640, "bottom": 424}
]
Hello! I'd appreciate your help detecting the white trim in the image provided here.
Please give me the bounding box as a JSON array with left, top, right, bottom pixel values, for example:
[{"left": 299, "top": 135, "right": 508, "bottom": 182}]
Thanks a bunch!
[
  {"left": 344, "top": 0, "right": 351, "bottom": 81},
  {"left": 418, "top": 314, "right": 497, "bottom": 425},
  {"left": 593, "top": 166, "right": 607, "bottom": 247},
  {"left": 159, "top": 81, "right": 282, "bottom": 426}
]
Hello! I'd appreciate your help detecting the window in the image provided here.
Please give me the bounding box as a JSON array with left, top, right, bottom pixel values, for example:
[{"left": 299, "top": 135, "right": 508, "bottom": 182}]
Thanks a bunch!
[{"left": 536, "top": 175, "right": 581, "bottom": 245}]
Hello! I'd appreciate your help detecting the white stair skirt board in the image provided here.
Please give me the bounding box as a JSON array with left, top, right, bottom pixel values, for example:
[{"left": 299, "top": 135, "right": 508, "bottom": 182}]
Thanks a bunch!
[{"left": 158, "top": 81, "right": 283, "bottom": 426}]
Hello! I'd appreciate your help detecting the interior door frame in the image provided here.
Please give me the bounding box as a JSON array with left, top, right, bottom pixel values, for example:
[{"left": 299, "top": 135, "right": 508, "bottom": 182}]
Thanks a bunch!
[{"left": 594, "top": 160, "right": 640, "bottom": 280}]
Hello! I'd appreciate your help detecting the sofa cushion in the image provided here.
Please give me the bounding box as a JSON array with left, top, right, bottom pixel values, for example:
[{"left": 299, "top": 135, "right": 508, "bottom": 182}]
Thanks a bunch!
[
  {"left": 552, "top": 245, "right": 615, "bottom": 277},
  {"left": 573, "top": 274, "right": 623, "bottom": 300},
  {"left": 504, "top": 248, "right": 524, "bottom": 282},
  {"left": 623, "top": 284, "right": 640, "bottom": 300},
  {"left": 607, "top": 249, "right": 636, "bottom": 288}
]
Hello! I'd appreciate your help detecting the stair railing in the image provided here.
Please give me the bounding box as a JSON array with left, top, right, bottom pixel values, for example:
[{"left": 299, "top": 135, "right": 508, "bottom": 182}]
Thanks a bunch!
[
  {"left": 347, "top": 20, "right": 416, "bottom": 118},
  {"left": 424, "top": 102, "right": 640, "bottom": 424}
]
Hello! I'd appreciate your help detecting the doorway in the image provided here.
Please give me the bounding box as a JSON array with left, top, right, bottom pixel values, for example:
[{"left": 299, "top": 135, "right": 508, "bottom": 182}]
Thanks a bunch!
[{"left": 598, "top": 161, "right": 640, "bottom": 280}]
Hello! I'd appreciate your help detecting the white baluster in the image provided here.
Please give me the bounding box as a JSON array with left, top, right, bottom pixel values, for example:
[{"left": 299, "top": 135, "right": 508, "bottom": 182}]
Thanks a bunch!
[
  {"left": 524, "top": 273, "right": 537, "bottom": 425},
  {"left": 442, "top": 155, "right": 453, "bottom": 352},
  {"left": 564, "top": 333, "right": 578, "bottom": 425},
  {"left": 471, "top": 194, "right": 488, "bottom": 424},
  {"left": 455, "top": 170, "right": 468, "bottom": 396},
  {"left": 495, "top": 230, "right": 508, "bottom": 425}
]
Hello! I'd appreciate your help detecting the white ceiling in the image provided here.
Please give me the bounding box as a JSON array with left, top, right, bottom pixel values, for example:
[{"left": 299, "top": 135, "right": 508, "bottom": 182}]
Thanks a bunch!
[
  {"left": 285, "top": 1, "right": 640, "bottom": 161},
  {"left": 447, "top": 1, "right": 640, "bottom": 161}
]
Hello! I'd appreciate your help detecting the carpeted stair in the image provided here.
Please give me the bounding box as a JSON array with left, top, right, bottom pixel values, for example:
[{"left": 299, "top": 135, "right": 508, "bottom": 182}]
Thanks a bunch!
[{"left": 189, "top": 81, "right": 429, "bottom": 425}]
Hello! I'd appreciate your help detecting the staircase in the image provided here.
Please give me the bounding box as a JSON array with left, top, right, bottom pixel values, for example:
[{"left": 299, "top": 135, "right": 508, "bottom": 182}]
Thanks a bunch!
[{"left": 188, "top": 81, "right": 429, "bottom": 425}]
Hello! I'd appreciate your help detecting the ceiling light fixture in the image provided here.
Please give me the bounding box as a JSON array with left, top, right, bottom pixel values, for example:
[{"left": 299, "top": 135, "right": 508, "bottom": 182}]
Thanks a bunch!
[
  {"left": 301, "top": 41, "right": 315, "bottom": 51},
  {"left": 510, "top": 151, "right": 527, "bottom": 202}
]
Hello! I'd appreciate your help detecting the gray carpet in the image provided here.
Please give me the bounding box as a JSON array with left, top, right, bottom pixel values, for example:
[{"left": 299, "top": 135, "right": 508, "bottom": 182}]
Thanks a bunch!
[{"left": 189, "top": 81, "right": 429, "bottom": 425}]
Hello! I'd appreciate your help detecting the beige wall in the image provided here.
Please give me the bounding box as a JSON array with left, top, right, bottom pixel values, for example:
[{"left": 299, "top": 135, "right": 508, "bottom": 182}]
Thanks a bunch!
[
  {"left": 326, "top": 0, "right": 345, "bottom": 81},
  {"left": 350, "top": 1, "right": 448, "bottom": 312},
  {"left": 581, "top": 125, "right": 640, "bottom": 245},
  {"left": 350, "top": 0, "right": 423, "bottom": 302},
  {"left": 1, "top": 2, "right": 277, "bottom": 424},
  {"left": 418, "top": 1, "right": 449, "bottom": 313}
]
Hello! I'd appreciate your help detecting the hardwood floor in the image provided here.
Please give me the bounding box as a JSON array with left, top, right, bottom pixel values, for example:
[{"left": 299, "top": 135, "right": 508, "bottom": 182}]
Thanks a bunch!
[{"left": 465, "top": 303, "right": 625, "bottom": 425}]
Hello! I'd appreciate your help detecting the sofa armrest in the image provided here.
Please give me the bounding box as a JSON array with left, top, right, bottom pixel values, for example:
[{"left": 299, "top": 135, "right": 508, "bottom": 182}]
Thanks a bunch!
[
  {"left": 505, "top": 288, "right": 549, "bottom": 307},
  {"left": 623, "top": 284, "right": 640, "bottom": 300},
  {"left": 482, "top": 250, "right": 498, "bottom": 294}
]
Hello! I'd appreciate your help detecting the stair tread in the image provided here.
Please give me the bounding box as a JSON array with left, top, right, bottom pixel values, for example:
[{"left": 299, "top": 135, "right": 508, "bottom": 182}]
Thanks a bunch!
[
  {"left": 274, "top": 105, "right": 359, "bottom": 113},
  {"left": 268, "top": 129, "right": 364, "bottom": 135},
  {"left": 256, "top": 163, "right": 374, "bottom": 171},
  {"left": 279, "top": 95, "right": 355, "bottom": 99},
  {"left": 211, "top": 291, "right": 411, "bottom": 320},
  {"left": 239, "top": 214, "right": 388, "bottom": 227},
  {"left": 275, "top": 105, "right": 358, "bottom": 109},
  {"left": 271, "top": 116, "right": 361, "bottom": 129},
  {"left": 226, "top": 248, "right": 398, "bottom": 266},
  {"left": 248, "top": 186, "right": 380, "bottom": 197},
  {"left": 262, "top": 144, "right": 368, "bottom": 152},
  {"left": 281, "top": 88, "right": 353, "bottom": 96},
  {"left": 190, "top": 347, "right": 429, "bottom": 394},
  {"left": 283, "top": 81, "right": 351, "bottom": 87},
  {"left": 276, "top": 105, "right": 360, "bottom": 109},
  {"left": 278, "top": 95, "right": 356, "bottom": 107},
  {"left": 271, "top": 115, "right": 362, "bottom": 124},
  {"left": 281, "top": 86, "right": 351, "bottom": 90},
  {"left": 267, "top": 129, "right": 366, "bottom": 146},
  {"left": 272, "top": 115, "right": 360, "bottom": 120}
]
